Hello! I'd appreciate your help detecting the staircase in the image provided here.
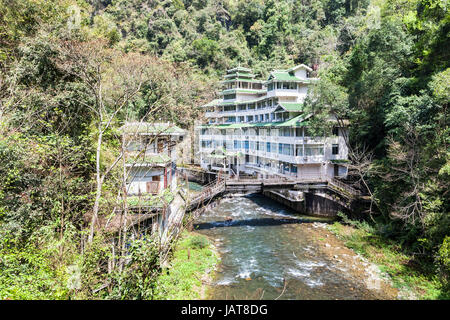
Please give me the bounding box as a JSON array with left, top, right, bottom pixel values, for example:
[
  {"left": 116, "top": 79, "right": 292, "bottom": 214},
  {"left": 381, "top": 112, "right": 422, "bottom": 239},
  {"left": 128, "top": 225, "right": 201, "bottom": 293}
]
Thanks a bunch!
[
  {"left": 188, "top": 178, "right": 226, "bottom": 210},
  {"left": 327, "top": 178, "right": 362, "bottom": 198}
]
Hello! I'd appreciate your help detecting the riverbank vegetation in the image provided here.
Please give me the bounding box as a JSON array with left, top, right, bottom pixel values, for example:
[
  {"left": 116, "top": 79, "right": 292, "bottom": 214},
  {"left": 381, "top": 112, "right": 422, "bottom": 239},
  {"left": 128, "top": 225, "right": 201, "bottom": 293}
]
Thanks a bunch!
[
  {"left": 154, "top": 232, "right": 219, "bottom": 299},
  {"left": 0, "top": 0, "right": 448, "bottom": 299},
  {"left": 328, "top": 216, "right": 449, "bottom": 299}
]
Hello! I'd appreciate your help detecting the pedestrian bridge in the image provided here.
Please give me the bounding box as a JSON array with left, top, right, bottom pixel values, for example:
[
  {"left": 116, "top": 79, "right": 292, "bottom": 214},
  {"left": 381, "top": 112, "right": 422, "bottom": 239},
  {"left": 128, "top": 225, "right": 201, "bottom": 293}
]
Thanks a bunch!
[{"left": 186, "top": 175, "right": 364, "bottom": 215}]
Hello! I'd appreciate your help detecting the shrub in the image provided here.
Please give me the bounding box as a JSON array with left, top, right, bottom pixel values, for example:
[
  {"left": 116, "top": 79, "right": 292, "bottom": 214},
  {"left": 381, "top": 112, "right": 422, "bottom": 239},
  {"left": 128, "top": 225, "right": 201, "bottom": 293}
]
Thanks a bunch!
[
  {"left": 438, "top": 236, "right": 450, "bottom": 286},
  {"left": 189, "top": 235, "right": 209, "bottom": 249}
]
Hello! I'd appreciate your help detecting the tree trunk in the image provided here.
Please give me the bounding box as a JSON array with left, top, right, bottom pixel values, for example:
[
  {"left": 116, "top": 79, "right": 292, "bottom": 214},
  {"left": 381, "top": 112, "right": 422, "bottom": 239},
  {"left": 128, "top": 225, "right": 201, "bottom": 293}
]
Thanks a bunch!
[{"left": 89, "top": 129, "right": 104, "bottom": 243}]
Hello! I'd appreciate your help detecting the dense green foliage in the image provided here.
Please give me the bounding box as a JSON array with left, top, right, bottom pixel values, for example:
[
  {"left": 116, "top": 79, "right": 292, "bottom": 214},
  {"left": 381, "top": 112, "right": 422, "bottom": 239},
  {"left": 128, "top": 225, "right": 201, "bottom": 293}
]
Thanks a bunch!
[
  {"left": 0, "top": 0, "right": 448, "bottom": 299},
  {"left": 154, "top": 232, "right": 218, "bottom": 300}
]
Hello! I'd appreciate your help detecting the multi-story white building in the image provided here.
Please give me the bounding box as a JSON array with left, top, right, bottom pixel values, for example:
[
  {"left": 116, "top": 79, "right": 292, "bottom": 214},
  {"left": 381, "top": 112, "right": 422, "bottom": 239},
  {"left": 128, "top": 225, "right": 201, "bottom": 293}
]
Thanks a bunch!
[{"left": 197, "top": 65, "right": 349, "bottom": 180}]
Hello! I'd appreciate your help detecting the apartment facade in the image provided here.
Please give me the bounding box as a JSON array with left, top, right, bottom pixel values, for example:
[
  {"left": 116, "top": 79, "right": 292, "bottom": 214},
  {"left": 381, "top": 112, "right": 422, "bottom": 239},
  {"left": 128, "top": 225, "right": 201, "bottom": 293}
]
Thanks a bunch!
[{"left": 197, "top": 65, "right": 349, "bottom": 179}]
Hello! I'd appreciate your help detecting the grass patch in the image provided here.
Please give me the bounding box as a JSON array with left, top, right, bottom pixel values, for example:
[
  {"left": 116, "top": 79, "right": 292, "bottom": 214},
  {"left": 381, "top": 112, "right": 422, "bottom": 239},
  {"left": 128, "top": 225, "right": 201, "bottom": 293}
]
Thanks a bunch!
[
  {"left": 327, "top": 222, "right": 448, "bottom": 299},
  {"left": 154, "top": 231, "right": 218, "bottom": 300},
  {"left": 124, "top": 189, "right": 174, "bottom": 208}
]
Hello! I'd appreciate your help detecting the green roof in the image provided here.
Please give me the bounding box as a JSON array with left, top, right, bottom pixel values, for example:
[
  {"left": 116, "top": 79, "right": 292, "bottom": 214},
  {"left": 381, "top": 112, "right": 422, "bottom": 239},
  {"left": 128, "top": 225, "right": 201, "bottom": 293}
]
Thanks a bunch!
[
  {"left": 276, "top": 114, "right": 309, "bottom": 127},
  {"left": 221, "top": 88, "right": 266, "bottom": 95},
  {"left": 224, "top": 72, "right": 255, "bottom": 79},
  {"left": 199, "top": 115, "right": 309, "bottom": 129},
  {"left": 125, "top": 191, "right": 174, "bottom": 208},
  {"left": 277, "top": 102, "right": 304, "bottom": 112},
  {"left": 121, "top": 122, "right": 185, "bottom": 135},
  {"left": 126, "top": 153, "right": 171, "bottom": 165},
  {"left": 206, "top": 154, "right": 226, "bottom": 159},
  {"left": 202, "top": 96, "right": 277, "bottom": 108},
  {"left": 268, "top": 71, "right": 300, "bottom": 82},
  {"left": 221, "top": 78, "right": 264, "bottom": 83},
  {"left": 266, "top": 71, "right": 316, "bottom": 83}
]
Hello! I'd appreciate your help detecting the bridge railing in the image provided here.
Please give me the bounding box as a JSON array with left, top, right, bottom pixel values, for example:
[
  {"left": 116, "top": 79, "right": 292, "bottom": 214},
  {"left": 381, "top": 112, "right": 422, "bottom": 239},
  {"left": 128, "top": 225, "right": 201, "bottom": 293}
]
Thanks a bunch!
[
  {"left": 188, "top": 173, "right": 362, "bottom": 208},
  {"left": 327, "top": 177, "right": 361, "bottom": 197},
  {"left": 223, "top": 175, "right": 362, "bottom": 197},
  {"left": 189, "top": 179, "right": 226, "bottom": 207}
]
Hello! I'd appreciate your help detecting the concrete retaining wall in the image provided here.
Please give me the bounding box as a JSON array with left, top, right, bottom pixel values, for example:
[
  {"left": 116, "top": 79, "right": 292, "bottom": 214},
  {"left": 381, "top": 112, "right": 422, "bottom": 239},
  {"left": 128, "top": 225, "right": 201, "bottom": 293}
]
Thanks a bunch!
[
  {"left": 304, "top": 192, "right": 347, "bottom": 217},
  {"left": 262, "top": 190, "right": 347, "bottom": 217},
  {"left": 263, "top": 190, "right": 304, "bottom": 212}
]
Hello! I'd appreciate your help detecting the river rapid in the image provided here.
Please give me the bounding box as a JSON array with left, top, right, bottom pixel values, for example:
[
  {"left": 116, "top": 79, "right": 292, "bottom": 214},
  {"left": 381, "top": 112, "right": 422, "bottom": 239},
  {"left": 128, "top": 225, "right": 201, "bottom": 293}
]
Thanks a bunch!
[{"left": 193, "top": 194, "right": 398, "bottom": 300}]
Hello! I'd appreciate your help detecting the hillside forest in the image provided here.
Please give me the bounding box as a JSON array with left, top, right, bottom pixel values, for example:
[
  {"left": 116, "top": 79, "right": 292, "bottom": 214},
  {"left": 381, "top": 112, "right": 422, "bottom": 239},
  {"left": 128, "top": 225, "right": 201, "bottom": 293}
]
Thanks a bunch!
[{"left": 0, "top": 0, "right": 448, "bottom": 299}]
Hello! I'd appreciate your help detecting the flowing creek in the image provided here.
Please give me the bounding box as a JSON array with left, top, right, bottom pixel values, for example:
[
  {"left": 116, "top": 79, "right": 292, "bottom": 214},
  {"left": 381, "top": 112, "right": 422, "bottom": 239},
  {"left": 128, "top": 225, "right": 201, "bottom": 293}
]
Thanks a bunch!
[{"left": 192, "top": 194, "right": 398, "bottom": 300}]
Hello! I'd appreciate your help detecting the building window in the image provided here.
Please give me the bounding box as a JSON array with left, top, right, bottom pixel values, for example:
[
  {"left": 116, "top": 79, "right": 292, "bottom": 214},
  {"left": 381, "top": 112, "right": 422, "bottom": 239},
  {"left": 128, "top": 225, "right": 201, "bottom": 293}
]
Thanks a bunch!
[
  {"left": 305, "top": 145, "right": 324, "bottom": 156},
  {"left": 224, "top": 105, "right": 236, "bottom": 112},
  {"left": 332, "top": 144, "right": 339, "bottom": 155},
  {"left": 332, "top": 127, "right": 339, "bottom": 136},
  {"left": 271, "top": 142, "right": 277, "bottom": 152},
  {"left": 279, "top": 128, "right": 292, "bottom": 136},
  {"left": 295, "top": 145, "right": 303, "bottom": 156},
  {"left": 224, "top": 94, "right": 236, "bottom": 100},
  {"left": 279, "top": 144, "right": 294, "bottom": 156}
]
